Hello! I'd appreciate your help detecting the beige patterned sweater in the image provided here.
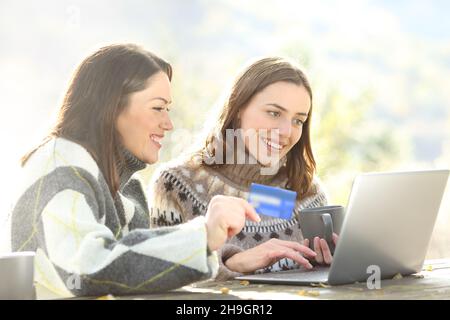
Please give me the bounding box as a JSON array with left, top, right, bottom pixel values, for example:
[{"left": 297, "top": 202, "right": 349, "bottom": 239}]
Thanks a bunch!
[{"left": 149, "top": 155, "right": 328, "bottom": 280}]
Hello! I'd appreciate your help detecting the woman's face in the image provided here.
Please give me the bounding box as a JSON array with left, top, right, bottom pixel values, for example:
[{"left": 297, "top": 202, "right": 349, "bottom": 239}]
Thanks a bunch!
[
  {"left": 117, "top": 71, "right": 173, "bottom": 164},
  {"left": 238, "top": 81, "right": 311, "bottom": 166}
]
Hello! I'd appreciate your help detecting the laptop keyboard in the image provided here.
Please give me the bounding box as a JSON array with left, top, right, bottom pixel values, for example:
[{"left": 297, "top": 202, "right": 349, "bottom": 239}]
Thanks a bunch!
[{"left": 238, "top": 266, "right": 330, "bottom": 283}]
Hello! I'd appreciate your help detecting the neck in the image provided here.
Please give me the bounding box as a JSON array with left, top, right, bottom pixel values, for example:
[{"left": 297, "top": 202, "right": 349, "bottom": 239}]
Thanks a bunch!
[{"left": 117, "top": 147, "right": 147, "bottom": 190}]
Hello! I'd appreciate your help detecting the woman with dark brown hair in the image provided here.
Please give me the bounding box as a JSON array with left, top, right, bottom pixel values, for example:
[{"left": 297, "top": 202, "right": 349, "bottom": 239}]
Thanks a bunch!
[
  {"left": 150, "top": 57, "right": 335, "bottom": 280},
  {"left": 10, "top": 44, "right": 260, "bottom": 299}
]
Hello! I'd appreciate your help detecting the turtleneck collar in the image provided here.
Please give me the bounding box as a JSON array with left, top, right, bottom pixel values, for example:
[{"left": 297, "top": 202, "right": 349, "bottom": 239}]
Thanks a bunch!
[
  {"left": 205, "top": 142, "right": 288, "bottom": 189},
  {"left": 117, "top": 146, "right": 147, "bottom": 190},
  {"left": 214, "top": 162, "right": 286, "bottom": 189}
]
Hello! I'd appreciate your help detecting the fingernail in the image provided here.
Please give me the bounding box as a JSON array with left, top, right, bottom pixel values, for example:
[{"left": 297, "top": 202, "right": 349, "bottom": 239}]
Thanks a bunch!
[{"left": 307, "top": 263, "right": 313, "bottom": 269}]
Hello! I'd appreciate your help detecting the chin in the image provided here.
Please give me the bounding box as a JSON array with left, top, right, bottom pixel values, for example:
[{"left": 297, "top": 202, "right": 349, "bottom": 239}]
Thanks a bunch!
[
  {"left": 258, "top": 159, "right": 280, "bottom": 168},
  {"left": 146, "top": 157, "right": 158, "bottom": 164},
  {"left": 255, "top": 151, "right": 283, "bottom": 166},
  {"left": 139, "top": 153, "right": 156, "bottom": 164}
]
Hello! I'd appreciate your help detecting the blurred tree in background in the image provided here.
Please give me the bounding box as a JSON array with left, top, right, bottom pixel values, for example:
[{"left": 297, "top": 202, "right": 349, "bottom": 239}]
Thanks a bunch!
[{"left": 312, "top": 86, "right": 413, "bottom": 204}]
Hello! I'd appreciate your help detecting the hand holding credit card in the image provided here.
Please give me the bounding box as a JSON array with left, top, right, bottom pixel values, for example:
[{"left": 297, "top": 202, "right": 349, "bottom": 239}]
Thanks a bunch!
[{"left": 248, "top": 183, "right": 297, "bottom": 220}]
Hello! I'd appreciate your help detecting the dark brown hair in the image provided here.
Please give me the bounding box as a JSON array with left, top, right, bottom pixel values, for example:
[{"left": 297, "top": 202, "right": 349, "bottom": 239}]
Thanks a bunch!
[
  {"left": 202, "top": 57, "right": 316, "bottom": 199},
  {"left": 21, "top": 44, "right": 172, "bottom": 195}
]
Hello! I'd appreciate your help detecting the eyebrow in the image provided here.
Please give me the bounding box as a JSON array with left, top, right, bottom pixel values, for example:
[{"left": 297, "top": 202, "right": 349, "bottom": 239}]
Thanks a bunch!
[
  {"left": 265, "top": 103, "right": 308, "bottom": 117},
  {"left": 149, "top": 97, "right": 172, "bottom": 104}
]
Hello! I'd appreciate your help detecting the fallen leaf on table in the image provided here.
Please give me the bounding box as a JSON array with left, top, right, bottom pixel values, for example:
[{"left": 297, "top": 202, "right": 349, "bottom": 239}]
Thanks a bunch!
[
  {"left": 220, "top": 287, "right": 230, "bottom": 294},
  {"left": 424, "top": 265, "right": 433, "bottom": 271},
  {"left": 297, "top": 290, "right": 306, "bottom": 296},
  {"left": 392, "top": 273, "right": 403, "bottom": 280},
  {"left": 240, "top": 280, "right": 250, "bottom": 286},
  {"left": 297, "top": 290, "right": 320, "bottom": 297},
  {"left": 96, "top": 294, "right": 116, "bottom": 300}
]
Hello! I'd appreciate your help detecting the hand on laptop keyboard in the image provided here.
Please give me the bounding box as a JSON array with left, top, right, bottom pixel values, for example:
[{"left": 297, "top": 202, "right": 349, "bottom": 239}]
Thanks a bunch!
[{"left": 224, "top": 238, "right": 317, "bottom": 273}]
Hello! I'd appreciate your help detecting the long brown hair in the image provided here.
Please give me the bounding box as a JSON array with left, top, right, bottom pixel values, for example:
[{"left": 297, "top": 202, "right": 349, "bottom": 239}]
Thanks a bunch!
[
  {"left": 21, "top": 44, "right": 172, "bottom": 196},
  {"left": 202, "top": 57, "right": 316, "bottom": 199}
]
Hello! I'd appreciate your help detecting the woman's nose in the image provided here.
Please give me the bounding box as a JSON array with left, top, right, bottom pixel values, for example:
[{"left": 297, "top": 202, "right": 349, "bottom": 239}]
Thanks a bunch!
[{"left": 161, "top": 113, "right": 174, "bottom": 131}]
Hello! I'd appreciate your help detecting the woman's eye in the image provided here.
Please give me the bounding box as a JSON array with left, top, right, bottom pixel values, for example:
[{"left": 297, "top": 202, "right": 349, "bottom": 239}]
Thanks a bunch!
[
  {"left": 268, "top": 111, "right": 280, "bottom": 117},
  {"left": 293, "top": 119, "right": 304, "bottom": 126},
  {"left": 153, "top": 107, "right": 169, "bottom": 112}
]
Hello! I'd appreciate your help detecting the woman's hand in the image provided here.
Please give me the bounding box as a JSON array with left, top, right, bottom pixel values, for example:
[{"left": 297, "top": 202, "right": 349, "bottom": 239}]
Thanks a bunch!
[
  {"left": 205, "top": 195, "right": 261, "bottom": 252},
  {"left": 304, "top": 233, "right": 339, "bottom": 265},
  {"left": 224, "top": 238, "right": 317, "bottom": 273}
]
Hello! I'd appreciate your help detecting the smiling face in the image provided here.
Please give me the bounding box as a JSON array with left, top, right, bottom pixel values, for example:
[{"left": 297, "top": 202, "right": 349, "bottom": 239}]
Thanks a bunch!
[
  {"left": 116, "top": 71, "right": 173, "bottom": 164},
  {"left": 238, "top": 81, "right": 311, "bottom": 166}
]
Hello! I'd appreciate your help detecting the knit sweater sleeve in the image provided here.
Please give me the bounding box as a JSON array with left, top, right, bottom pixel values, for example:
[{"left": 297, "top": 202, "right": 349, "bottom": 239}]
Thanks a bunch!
[
  {"left": 215, "top": 244, "right": 246, "bottom": 281},
  {"left": 149, "top": 169, "right": 246, "bottom": 281},
  {"left": 149, "top": 169, "right": 190, "bottom": 227},
  {"left": 11, "top": 141, "right": 218, "bottom": 298}
]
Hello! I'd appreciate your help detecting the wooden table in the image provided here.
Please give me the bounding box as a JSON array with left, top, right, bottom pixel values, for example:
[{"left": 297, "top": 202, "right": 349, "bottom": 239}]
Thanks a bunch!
[{"left": 100, "top": 259, "right": 450, "bottom": 300}]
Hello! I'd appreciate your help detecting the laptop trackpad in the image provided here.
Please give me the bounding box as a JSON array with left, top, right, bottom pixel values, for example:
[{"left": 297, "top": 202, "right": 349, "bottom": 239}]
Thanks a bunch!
[{"left": 236, "top": 266, "right": 330, "bottom": 285}]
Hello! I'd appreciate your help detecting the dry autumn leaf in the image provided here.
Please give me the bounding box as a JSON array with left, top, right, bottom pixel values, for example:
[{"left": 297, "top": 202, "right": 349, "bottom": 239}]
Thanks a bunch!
[
  {"left": 392, "top": 273, "right": 403, "bottom": 280},
  {"left": 96, "top": 294, "right": 116, "bottom": 300},
  {"left": 308, "top": 291, "right": 320, "bottom": 297},
  {"left": 297, "top": 290, "right": 320, "bottom": 297},
  {"left": 220, "top": 287, "right": 230, "bottom": 294}
]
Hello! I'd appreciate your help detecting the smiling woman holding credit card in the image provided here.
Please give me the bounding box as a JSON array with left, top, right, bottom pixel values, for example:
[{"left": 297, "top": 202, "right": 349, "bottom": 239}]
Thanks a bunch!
[
  {"left": 8, "top": 44, "right": 260, "bottom": 298},
  {"left": 150, "top": 57, "right": 338, "bottom": 280}
]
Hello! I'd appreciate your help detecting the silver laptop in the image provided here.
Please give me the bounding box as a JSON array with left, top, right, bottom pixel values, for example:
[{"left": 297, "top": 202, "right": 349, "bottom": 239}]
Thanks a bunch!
[{"left": 236, "top": 169, "right": 450, "bottom": 285}]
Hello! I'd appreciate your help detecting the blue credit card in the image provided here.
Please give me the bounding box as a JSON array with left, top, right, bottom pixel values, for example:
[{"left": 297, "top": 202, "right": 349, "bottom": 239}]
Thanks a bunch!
[{"left": 248, "top": 183, "right": 297, "bottom": 220}]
